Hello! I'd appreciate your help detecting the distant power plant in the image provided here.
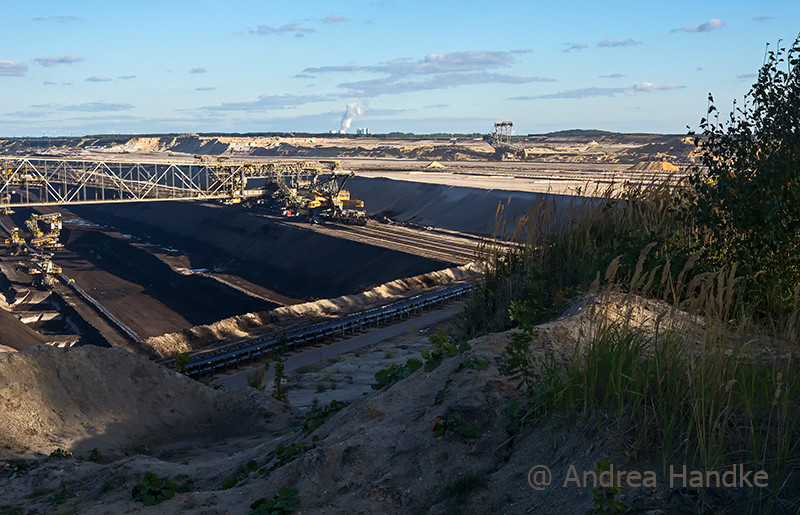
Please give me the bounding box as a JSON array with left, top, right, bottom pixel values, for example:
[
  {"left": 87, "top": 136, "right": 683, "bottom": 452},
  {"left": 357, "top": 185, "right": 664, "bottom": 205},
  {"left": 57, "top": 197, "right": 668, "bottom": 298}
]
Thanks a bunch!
[{"left": 356, "top": 128, "right": 369, "bottom": 135}]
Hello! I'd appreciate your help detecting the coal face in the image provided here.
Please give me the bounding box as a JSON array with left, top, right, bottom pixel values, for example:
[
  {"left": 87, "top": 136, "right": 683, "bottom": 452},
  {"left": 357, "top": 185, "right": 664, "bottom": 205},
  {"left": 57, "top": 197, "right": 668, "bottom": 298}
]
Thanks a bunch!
[
  {"left": 61, "top": 227, "right": 274, "bottom": 326},
  {"left": 70, "top": 201, "right": 447, "bottom": 301}
]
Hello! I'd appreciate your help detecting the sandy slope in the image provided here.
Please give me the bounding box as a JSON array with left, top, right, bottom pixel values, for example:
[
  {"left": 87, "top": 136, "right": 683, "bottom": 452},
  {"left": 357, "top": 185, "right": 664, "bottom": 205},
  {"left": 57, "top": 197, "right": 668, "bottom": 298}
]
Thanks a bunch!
[{"left": 0, "top": 346, "right": 297, "bottom": 459}]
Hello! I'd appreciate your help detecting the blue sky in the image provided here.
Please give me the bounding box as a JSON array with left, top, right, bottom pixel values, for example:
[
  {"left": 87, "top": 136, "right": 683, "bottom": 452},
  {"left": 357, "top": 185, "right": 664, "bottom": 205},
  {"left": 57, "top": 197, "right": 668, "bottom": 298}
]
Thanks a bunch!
[{"left": 1, "top": 1, "right": 797, "bottom": 136}]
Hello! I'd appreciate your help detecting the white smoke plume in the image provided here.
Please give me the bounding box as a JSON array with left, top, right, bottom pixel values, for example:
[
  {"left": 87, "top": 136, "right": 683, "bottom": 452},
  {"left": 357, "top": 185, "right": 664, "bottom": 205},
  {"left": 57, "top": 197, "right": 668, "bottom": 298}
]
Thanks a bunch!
[{"left": 340, "top": 102, "right": 364, "bottom": 132}]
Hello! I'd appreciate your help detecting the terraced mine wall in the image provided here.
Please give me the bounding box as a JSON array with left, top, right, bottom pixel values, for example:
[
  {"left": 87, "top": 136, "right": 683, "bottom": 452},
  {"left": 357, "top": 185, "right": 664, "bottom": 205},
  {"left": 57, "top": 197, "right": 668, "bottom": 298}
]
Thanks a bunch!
[
  {"left": 69, "top": 202, "right": 447, "bottom": 301},
  {"left": 61, "top": 227, "right": 275, "bottom": 326},
  {"left": 348, "top": 176, "right": 586, "bottom": 236}
]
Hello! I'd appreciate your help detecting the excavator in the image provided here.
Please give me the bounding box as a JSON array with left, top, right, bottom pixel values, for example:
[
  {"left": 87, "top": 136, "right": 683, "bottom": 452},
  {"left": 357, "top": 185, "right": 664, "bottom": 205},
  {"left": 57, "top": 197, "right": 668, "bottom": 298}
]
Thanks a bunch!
[
  {"left": 28, "top": 254, "right": 61, "bottom": 289},
  {"left": 25, "top": 213, "right": 63, "bottom": 251},
  {"left": 4, "top": 227, "right": 26, "bottom": 255},
  {"left": 272, "top": 161, "right": 366, "bottom": 225}
]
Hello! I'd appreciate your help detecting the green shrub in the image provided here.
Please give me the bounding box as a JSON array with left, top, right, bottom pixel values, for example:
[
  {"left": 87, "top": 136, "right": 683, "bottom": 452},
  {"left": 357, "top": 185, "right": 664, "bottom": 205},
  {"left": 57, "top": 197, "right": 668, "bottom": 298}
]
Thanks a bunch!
[
  {"left": 686, "top": 35, "right": 800, "bottom": 315},
  {"left": 48, "top": 448, "right": 72, "bottom": 460},
  {"left": 250, "top": 486, "right": 299, "bottom": 514},
  {"left": 303, "top": 399, "right": 347, "bottom": 435},
  {"left": 131, "top": 472, "right": 177, "bottom": 506}
]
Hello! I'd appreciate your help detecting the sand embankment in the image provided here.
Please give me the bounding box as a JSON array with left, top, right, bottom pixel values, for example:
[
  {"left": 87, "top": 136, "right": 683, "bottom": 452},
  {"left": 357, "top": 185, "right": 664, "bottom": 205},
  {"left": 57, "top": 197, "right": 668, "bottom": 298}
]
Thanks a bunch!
[
  {"left": 144, "top": 262, "right": 482, "bottom": 357},
  {"left": 0, "top": 345, "right": 295, "bottom": 457}
]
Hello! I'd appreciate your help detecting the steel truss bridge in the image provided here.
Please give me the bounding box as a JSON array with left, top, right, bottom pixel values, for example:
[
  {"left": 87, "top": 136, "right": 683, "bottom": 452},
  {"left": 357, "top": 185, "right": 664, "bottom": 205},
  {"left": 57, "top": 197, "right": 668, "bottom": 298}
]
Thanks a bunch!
[{"left": 0, "top": 156, "right": 338, "bottom": 208}]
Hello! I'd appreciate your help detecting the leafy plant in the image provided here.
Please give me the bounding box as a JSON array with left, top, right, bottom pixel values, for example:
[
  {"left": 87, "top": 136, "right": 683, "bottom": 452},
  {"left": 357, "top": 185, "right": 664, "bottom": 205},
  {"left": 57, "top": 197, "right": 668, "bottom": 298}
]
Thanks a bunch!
[
  {"left": 131, "top": 472, "right": 177, "bottom": 506},
  {"left": 442, "top": 473, "right": 488, "bottom": 506},
  {"left": 432, "top": 413, "right": 479, "bottom": 439},
  {"left": 174, "top": 351, "right": 190, "bottom": 373},
  {"left": 48, "top": 448, "right": 73, "bottom": 460},
  {"left": 265, "top": 442, "right": 314, "bottom": 473},
  {"left": 498, "top": 328, "right": 539, "bottom": 391},
  {"left": 250, "top": 486, "right": 299, "bottom": 515},
  {"left": 372, "top": 358, "right": 422, "bottom": 390},
  {"left": 271, "top": 342, "right": 289, "bottom": 403},
  {"left": 303, "top": 399, "right": 348, "bottom": 435},
  {"left": 686, "top": 35, "right": 800, "bottom": 314},
  {"left": 88, "top": 447, "right": 102, "bottom": 463},
  {"left": 589, "top": 459, "right": 625, "bottom": 514}
]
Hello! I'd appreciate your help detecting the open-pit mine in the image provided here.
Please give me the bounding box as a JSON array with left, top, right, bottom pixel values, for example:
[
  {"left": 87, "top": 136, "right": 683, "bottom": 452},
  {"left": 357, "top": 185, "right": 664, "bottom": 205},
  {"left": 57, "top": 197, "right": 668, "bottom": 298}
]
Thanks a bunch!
[{"left": 0, "top": 130, "right": 696, "bottom": 513}]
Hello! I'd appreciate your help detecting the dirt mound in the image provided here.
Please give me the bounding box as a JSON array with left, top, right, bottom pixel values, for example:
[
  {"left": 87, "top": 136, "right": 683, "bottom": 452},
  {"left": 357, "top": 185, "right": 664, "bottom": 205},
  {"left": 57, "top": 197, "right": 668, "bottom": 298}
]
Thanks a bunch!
[
  {"left": 0, "top": 307, "right": 45, "bottom": 351},
  {"left": 628, "top": 160, "right": 680, "bottom": 171},
  {"left": 144, "top": 263, "right": 482, "bottom": 357},
  {"left": 0, "top": 345, "right": 296, "bottom": 458}
]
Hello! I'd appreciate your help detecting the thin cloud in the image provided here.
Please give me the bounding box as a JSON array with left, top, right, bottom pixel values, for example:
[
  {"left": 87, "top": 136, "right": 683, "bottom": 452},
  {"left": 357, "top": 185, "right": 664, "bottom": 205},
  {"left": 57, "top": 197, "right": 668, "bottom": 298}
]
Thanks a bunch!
[
  {"left": 671, "top": 18, "right": 725, "bottom": 33},
  {"left": 85, "top": 76, "right": 112, "bottom": 82},
  {"left": 323, "top": 15, "right": 349, "bottom": 23},
  {"left": 303, "top": 50, "right": 548, "bottom": 98},
  {"left": 293, "top": 73, "right": 315, "bottom": 79},
  {"left": 61, "top": 102, "right": 134, "bottom": 112},
  {"left": 118, "top": 75, "right": 136, "bottom": 80},
  {"left": 200, "top": 93, "right": 334, "bottom": 112},
  {"left": 341, "top": 72, "right": 554, "bottom": 97},
  {"left": 425, "top": 103, "right": 449, "bottom": 108},
  {"left": 196, "top": 86, "right": 216, "bottom": 91},
  {"left": 190, "top": 67, "right": 207, "bottom": 74},
  {"left": 512, "top": 82, "right": 684, "bottom": 100},
  {"left": 43, "top": 81, "right": 57, "bottom": 85},
  {"left": 598, "top": 39, "right": 641, "bottom": 47},
  {"left": 599, "top": 73, "right": 625, "bottom": 79},
  {"left": 752, "top": 16, "right": 773, "bottom": 23},
  {"left": 737, "top": 73, "right": 757, "bottom": 79},
  {"left": 33, "top": 16, "right": 81, "bottom": 23},
  {"left": 254, "top": 24, "right": 315, "bottom": 35},
  {"left": 563, "top": 43, "right": 588, "bottom": 53},
  {"left": 306, "top": 50, "right": 518, "bottom": 76},
  {"left": 35, "top": 54, "right": 84, "bottom": 67},
  {"left": 0, "top": 60, "right": 28, "bottom": 76}
]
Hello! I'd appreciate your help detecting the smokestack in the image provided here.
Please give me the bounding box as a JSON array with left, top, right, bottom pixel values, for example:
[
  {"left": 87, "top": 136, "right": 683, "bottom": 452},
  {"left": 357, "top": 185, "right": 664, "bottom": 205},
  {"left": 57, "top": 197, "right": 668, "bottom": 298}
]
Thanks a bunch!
[{"left": 340, "top": 102, "right": 364, "bottom": 132}]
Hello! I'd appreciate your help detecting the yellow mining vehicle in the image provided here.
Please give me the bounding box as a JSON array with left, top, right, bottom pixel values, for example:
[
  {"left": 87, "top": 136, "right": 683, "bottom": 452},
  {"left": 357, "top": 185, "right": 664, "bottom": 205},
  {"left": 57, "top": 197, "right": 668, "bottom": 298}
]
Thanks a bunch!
[
  {"left": 272, "top": 162, "right": 366, "bottom": 224},
  {"left": 28, "top": 254, "right": 61, "bottom": 289},
  {"left": 26, "top": 213, "right": 63, "bottom": 250},
  {"left": 4, "top": 227, "right": 26, "bottom": 255},
  {"left": 293, "top": 170, "right": 366, "bottom": 224}
]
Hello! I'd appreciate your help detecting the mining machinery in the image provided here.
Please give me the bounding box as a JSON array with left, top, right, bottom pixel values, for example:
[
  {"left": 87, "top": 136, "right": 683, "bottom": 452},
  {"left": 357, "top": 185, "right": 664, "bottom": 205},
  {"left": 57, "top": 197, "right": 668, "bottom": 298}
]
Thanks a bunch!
[
  {"left": 271, "top": 161, "right": 366, "bottom": 225},
  {"left": 485, "top": 121, "right": 526, "bottom": 161},
  {"left": 28, "top": 254, "right": 61, "bottom": 289},
  {"left": 25, "top": 213, "right": 63, "bottom": 251},
  {"left": 3, "top": 227, "right": 26, "bottom": 255}
]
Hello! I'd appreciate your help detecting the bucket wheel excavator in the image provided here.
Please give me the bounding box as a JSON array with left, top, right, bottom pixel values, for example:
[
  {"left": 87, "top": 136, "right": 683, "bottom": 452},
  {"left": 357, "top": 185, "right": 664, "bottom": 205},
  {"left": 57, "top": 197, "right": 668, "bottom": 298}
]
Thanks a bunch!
[{"left": 272, "top": 161, "right": 367, "bottom": 225}]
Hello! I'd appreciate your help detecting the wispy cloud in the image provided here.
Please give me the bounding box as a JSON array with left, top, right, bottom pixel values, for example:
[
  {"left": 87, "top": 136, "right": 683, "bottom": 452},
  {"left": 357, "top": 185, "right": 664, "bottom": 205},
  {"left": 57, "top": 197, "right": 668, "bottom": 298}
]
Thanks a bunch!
[
  {"left": 293, "top": 73, "right": 315, "bottom": 79},
  {"left": 61, "top": 102, "right": 135, "bottom": 112},
  {"left": 512, "top": 82, "right": 684, "bottom": 100},
  {"left": 0, "top": 60, "right": 28, "bottom": 76},
  {"left": 425, "top": 103, "right": 449, "bottom": 108},
  {"left": 190, "top": 67, "right": 207, "bottom": 74},
  {"left": 671, "top": 18, "right": 725, "bottom": 33},
  {"left": 323, "top": 15, "right": 349, "bottom": 23},
  {"left": 196, "top": 86, "right": 216, "bottom": 91},
  {"left": 85, "top": 76, "right": 112, "bottom": 82},
  {"left": 341, "top": 72, "right": 553, "bottom": 96},
  {"left": 254, "top": 24, "right": 315, "bottom": 36},
  {"left": 752, "top": 16, "right": 773, "bottom": 23},
  {"left": 737, "top": 73, "right": 757, "bottom": 80},
  {"left": 303, "top": 50, "right": 549, "bottom": 98},
  {"left": 598, "top": 39, "right": 641, "bottom": 47},
  {"left": 599, "top": 73, "right": 625, "bottom": 79},
  {"left": 306, "top": 50, "right": 519, "bottom": 76},
  {"left": 200, "top": 93, "right": 334, "bottom": 112},
  {"left": 118, "top": 75, "right": 136, "bottom": 80},
  {"left": 35, "top": 54, "right": 84, "bottom": 67},
  {"left": 563, "top": 42, "right": 588, "bottom": 53},
  {"left": 33, "top": 15, "right": 81, "bottom": 23}
]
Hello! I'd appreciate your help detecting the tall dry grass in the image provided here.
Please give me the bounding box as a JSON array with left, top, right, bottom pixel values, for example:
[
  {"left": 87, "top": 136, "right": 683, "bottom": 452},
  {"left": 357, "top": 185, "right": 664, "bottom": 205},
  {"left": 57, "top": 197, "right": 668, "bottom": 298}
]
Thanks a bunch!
[{"left": 473, "top": 177, "right": 800, "bottom": 510}]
